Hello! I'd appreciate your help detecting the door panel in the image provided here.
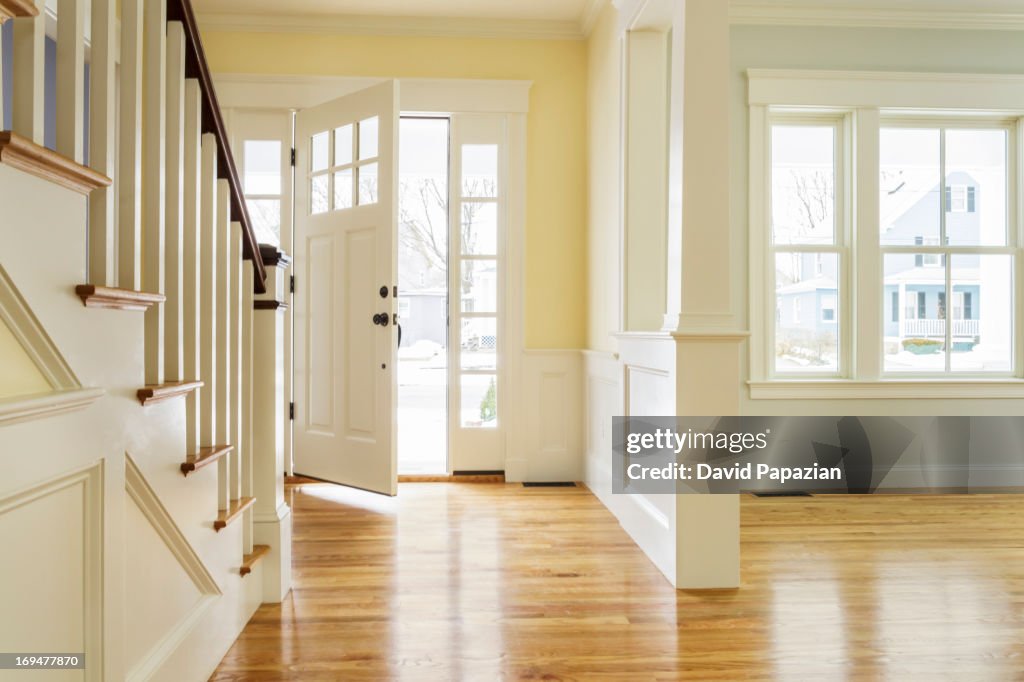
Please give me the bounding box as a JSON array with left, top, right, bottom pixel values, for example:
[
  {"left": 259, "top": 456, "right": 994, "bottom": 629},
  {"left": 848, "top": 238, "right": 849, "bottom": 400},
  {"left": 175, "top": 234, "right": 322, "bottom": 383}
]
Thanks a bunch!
[{"left": 294, "top": 81, "right": 398, "bottom": 496}]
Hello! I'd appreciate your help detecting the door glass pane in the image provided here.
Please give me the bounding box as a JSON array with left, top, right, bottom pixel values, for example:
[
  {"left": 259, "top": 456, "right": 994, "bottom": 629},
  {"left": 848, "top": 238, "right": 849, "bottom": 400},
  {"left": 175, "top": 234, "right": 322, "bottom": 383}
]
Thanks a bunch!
[
  {"left": 884, "top": 253, "right": 945, "bottom": 373},
  {"left": 775, "top": 252, "right": 839, "bottom": 373},
  {"left": 359, "top": 116, "right": 379, "bottom": 160},
  {"left": 771, "top": 125, "right": 835, "bottom": 245},
  {"left": 335, "top": 124, "right": 353, "bottom": 166},
  {"left": 398, "top": 117, "right": 450, "bottom": 474},
  {"left": 880, "top": 128, "right": 940, "bottom": 246},
  {"left": 334, "top": 168, "right": 353, "bottom": 210},
  {"left": 461, "top": 374, "right": 497, "bottom": 428},
  {"left": 461, "top": 259, "right": 497, "bottom": 313},
  {"left": 247, "top": 199, "right": 281, "bottom": 245},
  {"left": 311, "top": 131, "right": 329, "bottom": 172},
  {"left": 945, "top": 129, "right": 1007, "bottom": 246},
  {"left": 461, "top": 317, "right": 496, "bottom": 370},
  {"left": 358, "top": 163, "right": 378, "bottom": 205},
  {"left": 243, "top": 140, "right": 281, "bottom": 195},
  {"left": 311, "top": 175, "right": 329, "bottom": 215},
  {"left": 951, "top": 254, "right": 1012, "bottom": 372},
  {"left": 462, "top": 145, "right": 498, "bottom": 198},
  {"left": 461, "top": 202, "right": 497, "bottom": 255}
]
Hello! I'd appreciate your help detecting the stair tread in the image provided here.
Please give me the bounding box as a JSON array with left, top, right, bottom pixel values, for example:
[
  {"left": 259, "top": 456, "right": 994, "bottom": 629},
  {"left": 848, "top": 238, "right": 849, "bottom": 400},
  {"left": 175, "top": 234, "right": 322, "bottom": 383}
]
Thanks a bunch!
[
  {"left": 214, "top": 497, "right": 255, "bottom": 531},
  {"left": 240, "top": 544, "right": 271, "bottom": 577},
  {"left": 76, "top": 284, "right": 165, "bottom": 311},
  {"left": 181, "top": 445, "right": 233, "bottom": 476},
  {"left": 137, "top": 381, "right": 203, "bottom": 406},
  {"left": 0, "top": 131, "right": 110, "bottom": 194}
]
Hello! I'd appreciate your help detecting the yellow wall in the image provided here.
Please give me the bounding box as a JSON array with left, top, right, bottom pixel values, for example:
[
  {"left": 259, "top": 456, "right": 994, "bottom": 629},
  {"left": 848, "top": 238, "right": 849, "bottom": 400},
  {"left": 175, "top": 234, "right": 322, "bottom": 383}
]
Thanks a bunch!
[
  {"left": 585, "top": 3, "right": 621, "bottom": 352},
  {"left": 201, "top": 30, "right": 588, "bottom": 349},
  {"left": 0, "top": 319, "right": 50, "bottom": 399}
]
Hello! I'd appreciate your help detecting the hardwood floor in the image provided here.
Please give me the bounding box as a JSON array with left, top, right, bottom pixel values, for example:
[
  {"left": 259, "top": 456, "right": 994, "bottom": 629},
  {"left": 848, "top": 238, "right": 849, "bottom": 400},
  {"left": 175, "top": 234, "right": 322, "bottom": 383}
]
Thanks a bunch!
[{"left": 211, "top": 484, "right": 1024, "bottom": 680}]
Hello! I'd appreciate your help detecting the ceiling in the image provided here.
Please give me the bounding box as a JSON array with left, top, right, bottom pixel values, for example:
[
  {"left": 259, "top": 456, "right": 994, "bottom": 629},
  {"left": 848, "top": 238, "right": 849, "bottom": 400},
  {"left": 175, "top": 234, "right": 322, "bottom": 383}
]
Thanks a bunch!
[{"left": 192, "top": 0, "right": 593, "bottom": 23}]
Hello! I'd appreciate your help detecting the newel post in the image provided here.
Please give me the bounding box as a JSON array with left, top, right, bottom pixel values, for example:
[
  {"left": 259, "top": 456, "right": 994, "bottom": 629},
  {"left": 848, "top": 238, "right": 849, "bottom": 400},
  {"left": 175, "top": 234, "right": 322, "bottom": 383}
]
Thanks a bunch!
[{"left": 252, "top": 245, "right": 293, "bottom": 602}]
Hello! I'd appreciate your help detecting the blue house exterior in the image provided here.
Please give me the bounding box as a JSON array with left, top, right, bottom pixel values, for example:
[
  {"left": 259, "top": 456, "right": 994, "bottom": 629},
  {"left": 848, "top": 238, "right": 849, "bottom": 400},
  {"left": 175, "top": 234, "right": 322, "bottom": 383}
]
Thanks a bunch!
[{"left": 778, "top": 171, "right": 983, "bottom": 352}]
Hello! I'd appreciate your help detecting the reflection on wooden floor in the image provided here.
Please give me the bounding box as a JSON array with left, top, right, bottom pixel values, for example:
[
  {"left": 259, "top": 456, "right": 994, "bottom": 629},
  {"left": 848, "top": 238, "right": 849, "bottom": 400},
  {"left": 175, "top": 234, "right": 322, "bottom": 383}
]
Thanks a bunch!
[{"left": 211, "top": 483, "right": 1024, "bottom": 680}]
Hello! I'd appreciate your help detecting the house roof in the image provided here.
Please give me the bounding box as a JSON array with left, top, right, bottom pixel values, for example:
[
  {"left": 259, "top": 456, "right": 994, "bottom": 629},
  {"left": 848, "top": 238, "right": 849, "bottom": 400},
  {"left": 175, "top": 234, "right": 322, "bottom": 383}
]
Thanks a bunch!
[
  {"left": 884, "top": 266, "right": 980, "bottom": 285},
  {"left": 776, "top": 276, "right": 837, "bottom": 295}
]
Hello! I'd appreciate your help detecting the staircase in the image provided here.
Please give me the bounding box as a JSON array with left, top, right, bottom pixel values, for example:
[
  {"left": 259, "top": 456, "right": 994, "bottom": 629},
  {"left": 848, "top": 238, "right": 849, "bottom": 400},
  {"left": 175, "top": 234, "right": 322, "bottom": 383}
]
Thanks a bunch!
[{"left": 0, "top": 1, "right": 286, "bottom": 679}]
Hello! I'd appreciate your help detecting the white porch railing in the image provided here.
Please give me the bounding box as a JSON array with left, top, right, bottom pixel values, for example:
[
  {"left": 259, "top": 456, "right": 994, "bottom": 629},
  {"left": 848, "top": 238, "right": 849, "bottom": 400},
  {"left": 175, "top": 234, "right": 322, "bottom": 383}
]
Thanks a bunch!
[{"left": 903, "top": 319, "right": 980, "bottom": 338}]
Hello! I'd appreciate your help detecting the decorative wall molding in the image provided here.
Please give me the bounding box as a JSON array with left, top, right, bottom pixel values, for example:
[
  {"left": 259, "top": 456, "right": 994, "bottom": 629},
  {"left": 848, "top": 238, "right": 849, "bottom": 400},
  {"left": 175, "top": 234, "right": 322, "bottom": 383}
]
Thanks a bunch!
[
  {"left": 0, "top": 387, "right": 105, "bottom": 426},
  {"left": 214, "top": 74, "right": 532, "bottom": 115},
  {"left": 124, "top": 455, "right": 221, "bottom": 682},
  {"left": 580, "top": 0, "right": 609, "bottom": 37},
  {"left": 197, "top": 11, "right": 585, "bottom": 41},
  {"left": 730, "top": 2, "right": 1024, "bottom": 32},
  {"left": 0, "top": 263, "right": 79, "bottom": 389},
  {"left": 0, "top": 464, "right": 104, "bottom": 682}
]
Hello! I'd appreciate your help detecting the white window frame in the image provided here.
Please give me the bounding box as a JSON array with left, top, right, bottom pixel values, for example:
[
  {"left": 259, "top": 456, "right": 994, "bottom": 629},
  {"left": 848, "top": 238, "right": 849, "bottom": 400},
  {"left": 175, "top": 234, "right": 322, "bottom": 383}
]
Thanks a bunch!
[
  {"left": 765, "top": 113, "right": 851, "bottom": 379},
  {"left": 748, "top": 69, "right": 1024, "bottom": 399}
]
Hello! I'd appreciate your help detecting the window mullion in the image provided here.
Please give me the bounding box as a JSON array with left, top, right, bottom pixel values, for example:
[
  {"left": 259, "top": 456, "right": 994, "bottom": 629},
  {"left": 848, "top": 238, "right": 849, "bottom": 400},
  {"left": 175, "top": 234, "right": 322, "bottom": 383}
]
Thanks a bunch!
[{"left": 854, "top": 108, "right": 882, "bottom": 380}]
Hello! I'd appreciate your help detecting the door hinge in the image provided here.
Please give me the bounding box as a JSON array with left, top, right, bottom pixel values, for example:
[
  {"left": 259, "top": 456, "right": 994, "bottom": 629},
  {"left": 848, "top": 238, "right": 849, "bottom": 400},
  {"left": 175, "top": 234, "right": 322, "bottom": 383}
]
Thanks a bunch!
[
  {"left": 290, "top": 148, "right": 296, "bottom": 167},
  {"left": 290, "top": 275, "right": 295, "bottom": 294},
  {"left": 289, "top": 402, "right": 295, "bottom": 420}
]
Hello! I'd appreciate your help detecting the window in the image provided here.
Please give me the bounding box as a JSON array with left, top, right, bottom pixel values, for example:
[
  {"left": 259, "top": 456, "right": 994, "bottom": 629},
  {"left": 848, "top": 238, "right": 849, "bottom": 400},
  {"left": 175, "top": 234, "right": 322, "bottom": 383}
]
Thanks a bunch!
[
  {"left": 243, "top": 140, "right": 283, "bottom": 246},
  {"left": 758, "top": 106, "right": 1017, "bottom": 383},
  {"left": 821, "top": 295, "right": 837, "bottom": 323},
  {"left": 770, "top": 120, "right": 843, "bottom": 374},
  {"left": 309, "top": 117, "right": 379, "bottom": 215},
  {"left": 882, "top": 125, "right": 1011, "bottom": 374}
]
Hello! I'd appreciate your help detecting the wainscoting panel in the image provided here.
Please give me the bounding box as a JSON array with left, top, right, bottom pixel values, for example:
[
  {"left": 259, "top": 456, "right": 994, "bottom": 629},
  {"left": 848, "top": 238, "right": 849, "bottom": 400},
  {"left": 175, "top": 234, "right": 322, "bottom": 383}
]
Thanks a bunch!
[{"left": 511, "top": 350, "right": 583, "bottom": 482}]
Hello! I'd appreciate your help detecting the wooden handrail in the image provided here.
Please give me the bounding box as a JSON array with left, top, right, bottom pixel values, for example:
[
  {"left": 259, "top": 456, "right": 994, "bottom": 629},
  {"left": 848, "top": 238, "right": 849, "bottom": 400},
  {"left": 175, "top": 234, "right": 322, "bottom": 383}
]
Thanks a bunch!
[{"left": 166, "top": 0, "right": 267, "bottom": 294}]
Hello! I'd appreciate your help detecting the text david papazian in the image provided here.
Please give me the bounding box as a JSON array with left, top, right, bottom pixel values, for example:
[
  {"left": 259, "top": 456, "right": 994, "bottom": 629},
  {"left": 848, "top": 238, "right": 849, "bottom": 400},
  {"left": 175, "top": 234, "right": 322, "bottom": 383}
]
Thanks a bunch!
[{"left": 626, "top": 462, "right": 844, "bottom": 484}]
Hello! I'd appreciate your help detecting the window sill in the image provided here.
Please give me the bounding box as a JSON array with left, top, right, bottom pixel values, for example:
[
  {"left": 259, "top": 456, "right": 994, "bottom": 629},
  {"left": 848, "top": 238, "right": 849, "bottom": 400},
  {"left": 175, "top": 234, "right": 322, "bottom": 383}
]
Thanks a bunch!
[{"left": 748, "top": 379, "right": 1024, "bottom": 400}]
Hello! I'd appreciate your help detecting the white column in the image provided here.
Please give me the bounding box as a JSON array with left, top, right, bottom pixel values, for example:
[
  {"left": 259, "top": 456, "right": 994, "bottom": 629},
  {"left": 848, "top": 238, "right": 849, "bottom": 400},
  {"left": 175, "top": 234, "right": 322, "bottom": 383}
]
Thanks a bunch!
[
  {"left": 253, "top": 256, "right": 293, "bottom": 603},
  {"left": 12, "top": 1, "right": 45, "bottom": 144},
  {"left": 88, "top": 0, "right": 117, "bottom": 286},
  {"left": 668, "top": 0, "right": 740, "bottom": 589},
  {"left": 55, "top": 0, "right": 85, "bottom": 162},
  {"left": 118, "top": 0, "right": 144, "bottom": 290}
]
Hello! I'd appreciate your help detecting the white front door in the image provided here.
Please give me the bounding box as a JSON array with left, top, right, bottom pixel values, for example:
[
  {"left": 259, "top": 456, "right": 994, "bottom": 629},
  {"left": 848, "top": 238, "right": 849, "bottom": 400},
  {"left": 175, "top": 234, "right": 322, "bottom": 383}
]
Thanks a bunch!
[{"left": 293, "top": 81, "right": 399, "bottom": 496}]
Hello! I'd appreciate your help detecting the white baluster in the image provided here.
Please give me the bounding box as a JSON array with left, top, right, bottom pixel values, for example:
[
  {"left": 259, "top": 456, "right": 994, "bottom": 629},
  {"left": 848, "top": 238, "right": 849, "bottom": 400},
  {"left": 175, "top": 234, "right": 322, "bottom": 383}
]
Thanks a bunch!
[
  {"left": 88, "top": 0, "right": 117, "bottom": 285},
  {"left": 200, "top": 134, "right": 219, "bottom": 468},
  {"left": 165, "top": 22, "right": 187, "bottom": 384},
  {"left": 230, "top": 221, "right": 243, "bottom": 503},
  {"left": 242, "top": 263, "right": 255, "bottom": 555},
  {"left": 142, "top": 0, "right": 167, "bottom": 386},
  {"left": 118, "top": 0, "right": 143, "bottom": 290},
  {"left": 216, "top": 179, "right": 232, "bottom": 509},
  {"left": 182, "top": 81, "right": 203, "bottom": 455},
  {"left": 56, "top": 0, "right": 84, "bottom": 162},
  {"left": 12, "top": 0, "right": 45, "bottom": 143}
]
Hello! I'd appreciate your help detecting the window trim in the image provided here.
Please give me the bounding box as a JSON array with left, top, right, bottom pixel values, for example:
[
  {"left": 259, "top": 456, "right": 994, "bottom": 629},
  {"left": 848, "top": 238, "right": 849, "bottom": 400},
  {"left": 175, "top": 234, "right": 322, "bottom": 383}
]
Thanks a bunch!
[{"left": 748, "top": 69, "right": 1024, "bottom": 398}]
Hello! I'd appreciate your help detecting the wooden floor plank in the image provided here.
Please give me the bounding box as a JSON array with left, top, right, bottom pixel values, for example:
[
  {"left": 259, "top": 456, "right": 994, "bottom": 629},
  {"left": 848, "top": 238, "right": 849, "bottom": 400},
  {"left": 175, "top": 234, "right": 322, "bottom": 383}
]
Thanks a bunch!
[{"left": 211, "top": 484, "right": 1024, "bottom": 680}]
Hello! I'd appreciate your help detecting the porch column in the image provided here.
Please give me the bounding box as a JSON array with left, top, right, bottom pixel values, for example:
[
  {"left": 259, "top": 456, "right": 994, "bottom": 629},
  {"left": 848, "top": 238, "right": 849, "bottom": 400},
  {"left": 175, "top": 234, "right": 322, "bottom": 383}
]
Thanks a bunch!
[
  {"left": 252, "top": 245, "right": 292, "bottom": 602},
  {"left": 667, "top": 0, "right": 741, "bottom": 589}
]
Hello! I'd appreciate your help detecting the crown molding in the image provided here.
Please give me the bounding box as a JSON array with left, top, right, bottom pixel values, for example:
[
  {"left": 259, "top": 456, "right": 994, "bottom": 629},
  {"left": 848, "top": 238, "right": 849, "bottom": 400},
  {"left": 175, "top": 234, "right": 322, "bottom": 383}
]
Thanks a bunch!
[
  {"left": 196, "top": 11, "right": 586, "bottom": 41},
  {"left": 580, "top": 0, "right": 608, "bottom": 37},
  {"left": 729, "top": 2, "right": 1024, "bottom": 31}
]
